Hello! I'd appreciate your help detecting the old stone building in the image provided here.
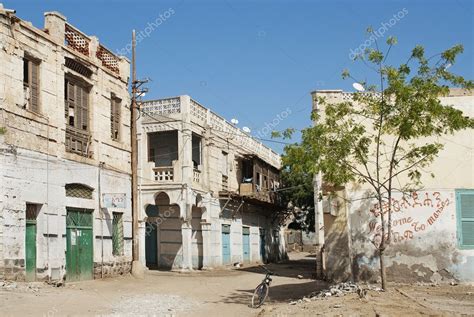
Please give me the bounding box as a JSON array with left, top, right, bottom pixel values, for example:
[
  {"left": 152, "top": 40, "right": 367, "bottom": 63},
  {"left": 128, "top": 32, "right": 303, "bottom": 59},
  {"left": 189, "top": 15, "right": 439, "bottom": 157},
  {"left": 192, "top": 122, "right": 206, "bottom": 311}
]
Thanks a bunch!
[
  {"left": 0, "top": 7, "right": 132, "bottom": 281},
  {"left": 312, "top": 88, "right": 474, "bottom": 283},
  {"left": 137, "top": 96, "right": 286, "bottom": 270}
]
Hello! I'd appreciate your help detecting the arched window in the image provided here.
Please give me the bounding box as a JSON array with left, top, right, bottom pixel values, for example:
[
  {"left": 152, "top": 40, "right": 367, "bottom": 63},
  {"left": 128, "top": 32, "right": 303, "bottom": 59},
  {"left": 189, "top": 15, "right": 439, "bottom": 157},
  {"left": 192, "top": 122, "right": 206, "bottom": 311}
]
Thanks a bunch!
[
  {"left": 155, "top": 192, "right": 170, "bottom": 206},
  {"left": 65, "top": 183, "right": 94, "bottom": 199}
]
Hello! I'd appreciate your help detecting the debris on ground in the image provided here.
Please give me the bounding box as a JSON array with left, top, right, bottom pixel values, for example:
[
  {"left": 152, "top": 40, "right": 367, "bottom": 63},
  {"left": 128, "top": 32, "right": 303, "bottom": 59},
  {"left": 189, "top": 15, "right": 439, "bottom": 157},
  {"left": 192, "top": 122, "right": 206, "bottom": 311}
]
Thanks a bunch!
[
  {"left": 290, "top": 282, "right": 383, "bottom": 304},
  {"left": 0, "top": 281, "right": 44, "bottom": 292}
]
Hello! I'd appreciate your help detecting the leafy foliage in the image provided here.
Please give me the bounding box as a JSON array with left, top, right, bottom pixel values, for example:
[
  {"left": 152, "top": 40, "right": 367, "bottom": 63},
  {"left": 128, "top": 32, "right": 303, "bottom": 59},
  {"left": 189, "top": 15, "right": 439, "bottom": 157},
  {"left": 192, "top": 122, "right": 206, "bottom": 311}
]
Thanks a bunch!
[{"left": 276, "top": 34, "right": 473, "bottom": 289}]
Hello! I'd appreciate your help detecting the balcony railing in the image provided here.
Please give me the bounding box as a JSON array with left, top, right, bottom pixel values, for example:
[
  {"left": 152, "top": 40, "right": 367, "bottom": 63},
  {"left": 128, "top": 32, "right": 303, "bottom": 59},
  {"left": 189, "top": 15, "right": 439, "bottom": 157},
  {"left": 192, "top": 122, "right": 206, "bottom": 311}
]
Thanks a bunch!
[
  {"left": 190, "top": 99, "right": 281, "bottom": 169},
  {"left": 222, "top": 175, "right": 228, "bottom": 191},
  {"left": 65, "top": 24, "right": 90, "bottom": 56},
  {"left": 96, "top": 45, "right": 120, "bottom": 74},
  {"left": 65, "top": 126, "right": 91, "bottom": 157},
  {"left": 153, "top": 167, "right": 174, "bottom": 182},
  {"left": 193, "top": 169, "right": 201, "bottom": 183},
  {"left": 142, "top": 97, "right": 181, "bottom": 117}
]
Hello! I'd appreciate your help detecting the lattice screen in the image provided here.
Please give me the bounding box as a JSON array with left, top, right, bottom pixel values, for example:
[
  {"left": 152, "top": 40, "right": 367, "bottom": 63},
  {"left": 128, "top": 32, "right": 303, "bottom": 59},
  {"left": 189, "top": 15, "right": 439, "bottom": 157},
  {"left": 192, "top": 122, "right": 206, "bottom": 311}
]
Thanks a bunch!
[{"left": 65, "top": 183, "right": 93, "bottom": 199}]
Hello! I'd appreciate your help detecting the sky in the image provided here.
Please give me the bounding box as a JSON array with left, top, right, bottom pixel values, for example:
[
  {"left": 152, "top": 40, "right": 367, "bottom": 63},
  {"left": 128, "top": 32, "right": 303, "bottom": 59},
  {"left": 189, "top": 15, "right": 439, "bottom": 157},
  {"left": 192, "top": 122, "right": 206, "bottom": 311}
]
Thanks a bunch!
[{"left": 4, "top": 0, "right": 473, "bottom": 153}]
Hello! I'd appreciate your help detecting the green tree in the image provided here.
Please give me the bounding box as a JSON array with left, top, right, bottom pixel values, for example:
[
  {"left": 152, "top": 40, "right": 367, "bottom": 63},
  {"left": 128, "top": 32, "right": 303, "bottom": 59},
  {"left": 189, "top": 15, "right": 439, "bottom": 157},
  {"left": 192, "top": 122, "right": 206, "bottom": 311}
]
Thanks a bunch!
[
  {"left": 276, "top": 32, "right": 473, "bottom": 289},
  {"left": 279, "top": 150, "right": 315, "bottom": 232}
]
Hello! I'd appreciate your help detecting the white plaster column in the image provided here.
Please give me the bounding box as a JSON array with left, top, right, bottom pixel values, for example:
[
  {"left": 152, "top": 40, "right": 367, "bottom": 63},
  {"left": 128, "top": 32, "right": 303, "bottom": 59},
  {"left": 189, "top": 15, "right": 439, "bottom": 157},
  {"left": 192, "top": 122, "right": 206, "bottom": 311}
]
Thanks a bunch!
[
  {"left": 201, "top": 222, "right": 212, "bottom": 269},
  {"left": 181, "top": 222, "right": 193, "bottom": 270},
  {"left": 138, "top": 222, "right": 146, "bottom": 266}
]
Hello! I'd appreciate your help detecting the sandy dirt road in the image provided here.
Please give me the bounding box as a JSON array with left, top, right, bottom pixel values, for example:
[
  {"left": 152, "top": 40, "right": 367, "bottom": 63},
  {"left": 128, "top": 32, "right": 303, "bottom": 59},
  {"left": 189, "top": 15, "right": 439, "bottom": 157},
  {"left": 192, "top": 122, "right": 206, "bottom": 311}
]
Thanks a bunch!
[{"left": 1, "top": 253, "right": 472, "bottom": 316}]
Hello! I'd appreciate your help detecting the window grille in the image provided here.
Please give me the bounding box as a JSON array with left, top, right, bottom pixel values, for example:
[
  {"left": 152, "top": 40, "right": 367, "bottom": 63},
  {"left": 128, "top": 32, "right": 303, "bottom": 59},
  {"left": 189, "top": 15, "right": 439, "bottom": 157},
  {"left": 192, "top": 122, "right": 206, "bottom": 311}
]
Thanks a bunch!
[
  {"left": 26, "top": 204, "right": 38, "bottom": 221},
  {"left": 112, "top": 213, "right": 124, "bottom": 256},
  {"left": 65, "top": 183, "right": 93, "bottom": 199}
]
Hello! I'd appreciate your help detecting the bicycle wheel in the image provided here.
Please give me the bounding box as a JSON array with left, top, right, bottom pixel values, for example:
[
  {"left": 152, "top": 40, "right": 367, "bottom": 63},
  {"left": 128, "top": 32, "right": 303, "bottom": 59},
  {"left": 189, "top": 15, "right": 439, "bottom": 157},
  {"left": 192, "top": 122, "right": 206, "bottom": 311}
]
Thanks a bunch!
[{"left": 251, "top": 282, "right": 269, "bottom": 308}]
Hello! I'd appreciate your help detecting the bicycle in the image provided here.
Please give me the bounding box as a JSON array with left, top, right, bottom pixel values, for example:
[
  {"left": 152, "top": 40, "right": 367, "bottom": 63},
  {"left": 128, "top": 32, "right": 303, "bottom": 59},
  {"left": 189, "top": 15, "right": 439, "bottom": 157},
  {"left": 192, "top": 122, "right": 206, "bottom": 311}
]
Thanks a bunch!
[{"left": 251, "top": 266, "right": 274, "bottom": 308}]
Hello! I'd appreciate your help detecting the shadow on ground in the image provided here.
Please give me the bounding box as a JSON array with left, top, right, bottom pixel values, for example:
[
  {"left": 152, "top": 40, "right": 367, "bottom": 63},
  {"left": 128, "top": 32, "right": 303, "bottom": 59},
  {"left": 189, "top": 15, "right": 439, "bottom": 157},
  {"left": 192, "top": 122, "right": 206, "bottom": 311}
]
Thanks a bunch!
[
  {"left": 216, "top": 281, "right": 326, "bottom": 306},
  {"left": 216, "top": 253, "right": 327, "bottom": 306},
  {"left": 236, "top": 254, "right": 318, "bottom": 279}
]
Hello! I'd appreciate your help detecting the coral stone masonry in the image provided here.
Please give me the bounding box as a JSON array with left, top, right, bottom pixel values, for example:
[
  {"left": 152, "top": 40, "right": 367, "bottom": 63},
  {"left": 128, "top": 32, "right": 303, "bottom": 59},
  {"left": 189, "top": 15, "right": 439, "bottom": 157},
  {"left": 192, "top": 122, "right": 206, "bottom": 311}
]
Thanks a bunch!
[{"left": 0, "top": 5, "right": 132, "bottom": 281}]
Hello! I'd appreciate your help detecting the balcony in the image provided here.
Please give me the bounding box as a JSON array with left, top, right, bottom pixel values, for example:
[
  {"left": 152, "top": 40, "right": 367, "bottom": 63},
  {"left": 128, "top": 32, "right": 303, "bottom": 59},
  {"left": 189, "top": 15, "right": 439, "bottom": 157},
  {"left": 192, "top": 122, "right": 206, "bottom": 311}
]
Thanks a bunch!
[{"left": 153, "top": 166, "right": 174, "bottom": 182}]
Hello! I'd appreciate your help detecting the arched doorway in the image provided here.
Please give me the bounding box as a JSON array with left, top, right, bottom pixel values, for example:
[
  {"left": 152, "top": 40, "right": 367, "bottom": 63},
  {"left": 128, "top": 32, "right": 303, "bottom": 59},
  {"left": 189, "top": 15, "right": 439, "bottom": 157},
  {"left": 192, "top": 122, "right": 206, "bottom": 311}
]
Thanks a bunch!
[{"left": 145, "top": 192, "right": 182, "bottom": 270}]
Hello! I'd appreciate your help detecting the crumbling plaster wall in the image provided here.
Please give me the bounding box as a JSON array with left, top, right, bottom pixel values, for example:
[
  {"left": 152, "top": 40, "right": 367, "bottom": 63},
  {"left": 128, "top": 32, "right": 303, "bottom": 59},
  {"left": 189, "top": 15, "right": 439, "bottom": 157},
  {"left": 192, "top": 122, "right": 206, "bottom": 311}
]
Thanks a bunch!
[
  {"left": 0, "top": 9, "right": 132, "bottom": 280},
  {"left": 1, "top": 147, "right": 133, "bottom": 281},
  {"left": 325, "top": 189, "right": 474, "bottom": 283}
]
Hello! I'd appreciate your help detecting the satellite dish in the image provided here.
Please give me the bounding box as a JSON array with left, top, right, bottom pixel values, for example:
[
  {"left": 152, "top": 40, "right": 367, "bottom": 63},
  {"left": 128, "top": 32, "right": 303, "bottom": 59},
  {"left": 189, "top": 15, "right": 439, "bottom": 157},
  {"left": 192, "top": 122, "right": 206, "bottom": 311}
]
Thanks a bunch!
[
  {"left": 352, "top": 82, "right": 365, "bottom": 92},
  {"left": 242, "top": 126, "right": 251, "bottom": 133},
  {"left": 230, "top": 118, "right": 239, "bottom": 125}
]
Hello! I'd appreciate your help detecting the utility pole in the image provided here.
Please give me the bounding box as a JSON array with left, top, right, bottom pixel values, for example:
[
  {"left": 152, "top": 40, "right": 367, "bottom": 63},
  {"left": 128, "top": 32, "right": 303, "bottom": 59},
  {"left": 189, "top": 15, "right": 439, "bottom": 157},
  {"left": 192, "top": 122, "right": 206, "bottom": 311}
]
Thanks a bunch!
[
  {"left": 312, "top": 93, "right": 325, "bottom": 280},
  {"left": 313, "top": 172, "right": 325, "bottom": 279},
  {"left": 130, "top": 29, "right": 144, "bottom": 278}
]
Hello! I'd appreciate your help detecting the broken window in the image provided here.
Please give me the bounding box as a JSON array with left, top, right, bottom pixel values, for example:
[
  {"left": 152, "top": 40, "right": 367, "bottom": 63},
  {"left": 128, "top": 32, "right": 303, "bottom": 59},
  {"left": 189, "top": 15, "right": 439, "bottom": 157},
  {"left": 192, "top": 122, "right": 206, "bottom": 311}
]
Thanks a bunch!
[
  {"left": 23, "top": 56, "right": 40, "bottom": 113},
  {"left": 192, "top": 134, "right": 202, "bottom": 169},
  {"left": 148, "top": 131, "right": 178, "bottom": 167},
  {"left": 242, "top": 159, "right": 253, "bottom": 183},
  {"left": 112, "top": 212, "right": 124, "bottom": 256},
  {"left": 256, "top": 172, "right": 261, "bottom": 191},
  {"left": 110, "top": 94, "right": 121, "bottom": 141},
  {"left": 64, "top": 77, "right": 91, "bottom": 156},
  {"left": 221, "top": 151, "right": 228, "bottom": 176}
]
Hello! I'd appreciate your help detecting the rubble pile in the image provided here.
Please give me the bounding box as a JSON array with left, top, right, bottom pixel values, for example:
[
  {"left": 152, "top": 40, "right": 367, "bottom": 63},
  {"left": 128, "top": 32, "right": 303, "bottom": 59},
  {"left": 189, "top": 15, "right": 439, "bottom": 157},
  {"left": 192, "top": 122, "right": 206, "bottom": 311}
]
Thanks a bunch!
[
  {"left": 0, "top": 281, "right": 43, "bottom": 292},
  {"left": 290, "top": 282, "right": 383, "bottom": 305}
]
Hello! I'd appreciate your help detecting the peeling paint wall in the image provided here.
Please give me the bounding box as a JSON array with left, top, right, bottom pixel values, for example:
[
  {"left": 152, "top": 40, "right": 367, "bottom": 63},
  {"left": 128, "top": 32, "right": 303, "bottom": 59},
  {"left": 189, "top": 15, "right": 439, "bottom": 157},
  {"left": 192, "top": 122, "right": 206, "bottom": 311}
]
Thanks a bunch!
[{"left": 323, "top": 189, "right": 474, "bottom": 283}]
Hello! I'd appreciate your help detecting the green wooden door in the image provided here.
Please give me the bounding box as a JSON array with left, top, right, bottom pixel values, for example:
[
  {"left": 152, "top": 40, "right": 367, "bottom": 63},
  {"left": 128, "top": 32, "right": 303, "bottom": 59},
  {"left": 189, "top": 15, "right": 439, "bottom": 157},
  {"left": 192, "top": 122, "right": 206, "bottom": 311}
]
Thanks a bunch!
[
  {"left": 66, "top": 208, "right": 93, "bottom": 281},
  {"left": 25, "top": 220, "right": 37, "bottom": 281}
]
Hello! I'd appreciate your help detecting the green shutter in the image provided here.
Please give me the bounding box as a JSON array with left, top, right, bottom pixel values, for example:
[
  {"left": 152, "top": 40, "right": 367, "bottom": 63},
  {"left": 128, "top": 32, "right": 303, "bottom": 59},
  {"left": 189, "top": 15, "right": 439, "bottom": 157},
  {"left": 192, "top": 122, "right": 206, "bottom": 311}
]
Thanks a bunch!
[
  {"left": 461, "top": 222, "right": 474, "bottom": 246},
  {"left": 456, "top": 190, "right": 474, "bottom": 249},
  {"left": 460, "top": 194, "right": 474, "bottom": 218}
]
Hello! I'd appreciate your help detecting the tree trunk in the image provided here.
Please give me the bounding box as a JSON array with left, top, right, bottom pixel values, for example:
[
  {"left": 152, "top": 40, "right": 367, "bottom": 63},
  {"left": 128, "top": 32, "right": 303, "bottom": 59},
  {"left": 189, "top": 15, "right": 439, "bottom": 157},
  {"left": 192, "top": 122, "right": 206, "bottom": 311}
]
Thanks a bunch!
[{"left": 379, "top": 248, "right": 387, "bottom": 290}]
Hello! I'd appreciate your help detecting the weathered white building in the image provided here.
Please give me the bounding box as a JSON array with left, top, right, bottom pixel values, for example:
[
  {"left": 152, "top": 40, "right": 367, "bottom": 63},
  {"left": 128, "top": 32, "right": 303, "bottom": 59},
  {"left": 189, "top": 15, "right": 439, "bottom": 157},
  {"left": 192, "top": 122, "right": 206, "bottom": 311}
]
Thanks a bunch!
[
  {"left": 138, "top": 96, "right": 286, "bottom": 270},
  {"left": 312, "top": 89, "right": 474, "bottom": 283},
  {"left": 0, "top": 7, "right": 132, "bottom": 281}
]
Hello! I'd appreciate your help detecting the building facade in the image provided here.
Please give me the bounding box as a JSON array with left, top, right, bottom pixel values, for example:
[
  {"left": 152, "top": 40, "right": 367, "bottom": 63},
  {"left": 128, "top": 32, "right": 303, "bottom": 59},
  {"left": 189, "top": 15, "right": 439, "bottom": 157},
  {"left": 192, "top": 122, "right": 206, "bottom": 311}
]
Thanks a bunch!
[
  {"left": 312, "top": 89, "right": 474, "bottom": 283},
  {"left": 138, "top": 96, "right": 286, "bottom": 270},
  {"left": 0, "top": 7, "right": 132, "bottom": 281}
]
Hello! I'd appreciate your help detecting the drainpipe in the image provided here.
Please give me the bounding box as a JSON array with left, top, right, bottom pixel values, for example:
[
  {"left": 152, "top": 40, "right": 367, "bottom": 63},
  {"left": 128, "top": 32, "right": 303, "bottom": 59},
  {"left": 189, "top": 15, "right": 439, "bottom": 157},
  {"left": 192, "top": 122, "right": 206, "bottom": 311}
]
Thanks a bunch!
[{"left": 98, "top": 161, "right": 104, "bottom": 278}]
